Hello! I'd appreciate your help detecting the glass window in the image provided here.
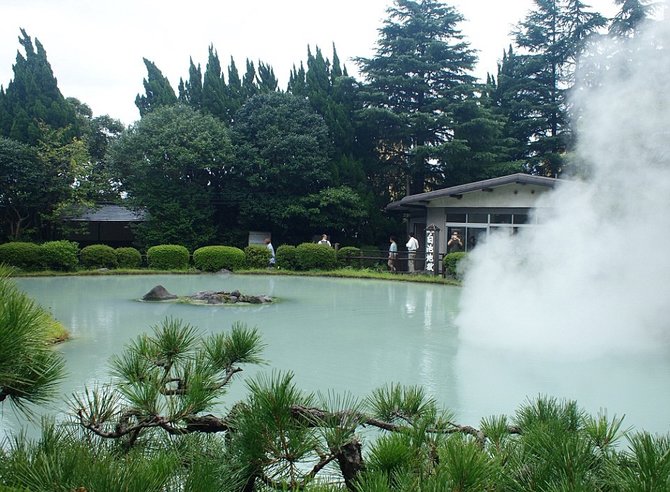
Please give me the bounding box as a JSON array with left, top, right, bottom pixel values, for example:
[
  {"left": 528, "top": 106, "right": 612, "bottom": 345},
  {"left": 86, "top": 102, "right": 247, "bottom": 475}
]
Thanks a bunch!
[
  {"left": 468, "top": 213, "right": 488, "bottom": 223},
  {"left": 446, "top": 213, "right": 466, "bottom": 222},
  {"left": 513, "top": 214, "right": 529, "bottom": 224},
  {"left": 491, "top": 214, "right": 512, "bottom": 224}
]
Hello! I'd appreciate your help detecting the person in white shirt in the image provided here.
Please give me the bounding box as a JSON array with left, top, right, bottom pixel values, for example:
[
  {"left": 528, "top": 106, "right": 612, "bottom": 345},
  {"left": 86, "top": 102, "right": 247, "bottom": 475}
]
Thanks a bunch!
[
  {"left": 264, "top": 238, "right": 275, "bottom": 267},
  {"left": 405, "top": 232, "right": 419, "bottom": 273},
  {"left": 318, "top": 234, "right": 331, "bottom": 247}
]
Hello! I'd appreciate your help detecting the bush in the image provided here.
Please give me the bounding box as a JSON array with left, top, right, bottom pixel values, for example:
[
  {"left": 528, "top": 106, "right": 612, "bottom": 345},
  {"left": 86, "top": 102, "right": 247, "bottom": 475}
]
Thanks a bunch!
[
  {"left": 0, "top": 242, "right": 41, "bottom": 270},
  {"left": 443, "top": 252, "right": 467, "bottom": 279},
  {"left": 295, "top": 243, "right": 337, "bottom": 271},
  {"left": 147, "top": 245, "right": 190, "bottom": 270},
  {"left": 115, "top": 247, "right": 142, "bottom": 269},
  {"left": 40, "top": 240, "right": 79, "bottom": 271},
  {"left": 244, "top": 245, "right": 272, "bottom": 269},
  {"left": 80, "top": 244, "right": 118, "bottom": 269},
  {"left": 193, "top": 245, "right": 245, "bottom": 272},
  {"left": 275, "top": 245, "right": 298, "bottom": 270},
  {"left": 337, "top": 246, "right": 362, "bottom": 268}
]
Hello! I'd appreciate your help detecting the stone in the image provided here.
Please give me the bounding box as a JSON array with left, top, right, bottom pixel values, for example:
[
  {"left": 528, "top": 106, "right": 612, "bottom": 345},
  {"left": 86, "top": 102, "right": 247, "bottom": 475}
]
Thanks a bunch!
[{"left": 142, "top": 285, "right": 177, "bottom": 301}]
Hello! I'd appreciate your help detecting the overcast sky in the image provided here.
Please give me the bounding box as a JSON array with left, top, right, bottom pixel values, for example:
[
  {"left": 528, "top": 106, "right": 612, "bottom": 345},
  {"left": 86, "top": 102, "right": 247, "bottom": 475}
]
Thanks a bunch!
[{"left": 1, "top": 0, "right": 621, "bottom": 125}]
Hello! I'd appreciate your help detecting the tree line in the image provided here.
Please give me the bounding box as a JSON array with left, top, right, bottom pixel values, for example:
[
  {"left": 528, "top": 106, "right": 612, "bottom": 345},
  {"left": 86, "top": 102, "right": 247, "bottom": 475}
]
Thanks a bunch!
[{"left": 0, "top": 0, "right": 658, "bottom": 248}]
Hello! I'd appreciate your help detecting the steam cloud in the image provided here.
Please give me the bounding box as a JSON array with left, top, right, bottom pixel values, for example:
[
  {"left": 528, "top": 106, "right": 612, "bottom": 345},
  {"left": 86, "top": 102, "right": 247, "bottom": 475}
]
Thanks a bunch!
[{"left": 456, "top": 19, "right": 670, "bottom": 357}]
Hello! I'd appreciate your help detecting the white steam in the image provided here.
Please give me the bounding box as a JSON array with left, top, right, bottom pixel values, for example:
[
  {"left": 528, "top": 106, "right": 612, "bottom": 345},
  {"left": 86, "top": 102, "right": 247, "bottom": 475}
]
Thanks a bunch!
[{"left": 457, "top": 19, "right": 670, "bottom": 357}]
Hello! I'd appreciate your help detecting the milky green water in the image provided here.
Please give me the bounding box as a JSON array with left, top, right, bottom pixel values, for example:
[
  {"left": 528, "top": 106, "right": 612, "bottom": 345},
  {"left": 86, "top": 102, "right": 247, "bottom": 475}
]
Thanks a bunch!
[{"left": 3, "top": 274, "right": 669, "bottom": 438}]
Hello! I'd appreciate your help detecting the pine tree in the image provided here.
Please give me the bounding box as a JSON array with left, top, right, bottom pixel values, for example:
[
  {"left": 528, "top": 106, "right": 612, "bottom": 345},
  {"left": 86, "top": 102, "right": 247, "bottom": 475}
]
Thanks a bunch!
[
  {"left": 609, "top": 0, "right": 657, "bottom": 38},
  {"left": 356, "top": 0, "right": 477, "bottom": 195},
  {"left": 134, "top": 58, "right": 177, "bottom": 117},
  {"left": 511, "top": 0, "right": 606, "bottom": 175}
]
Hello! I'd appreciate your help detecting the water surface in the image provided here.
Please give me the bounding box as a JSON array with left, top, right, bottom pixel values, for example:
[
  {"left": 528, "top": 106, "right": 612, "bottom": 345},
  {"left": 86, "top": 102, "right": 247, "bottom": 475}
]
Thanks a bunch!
[{"left": 3, "top": 274, "right": 669, "bottom": 438}]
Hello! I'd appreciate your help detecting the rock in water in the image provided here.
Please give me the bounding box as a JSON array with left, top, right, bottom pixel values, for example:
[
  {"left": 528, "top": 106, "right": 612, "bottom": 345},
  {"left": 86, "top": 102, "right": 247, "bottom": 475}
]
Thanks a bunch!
[{"left": 142, "top": 285, "right": 177, "bottom": 301}]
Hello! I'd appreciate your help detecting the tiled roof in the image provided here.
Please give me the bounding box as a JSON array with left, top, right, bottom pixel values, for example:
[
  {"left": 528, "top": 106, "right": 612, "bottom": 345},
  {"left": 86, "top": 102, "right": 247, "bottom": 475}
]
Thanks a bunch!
[{"left": 67, "top": 204, "right": 146, "bottom": 222}]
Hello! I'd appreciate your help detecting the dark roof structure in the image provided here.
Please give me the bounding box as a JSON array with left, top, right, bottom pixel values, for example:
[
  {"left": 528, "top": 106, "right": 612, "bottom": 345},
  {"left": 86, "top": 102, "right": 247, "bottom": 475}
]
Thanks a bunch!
[
  {"left": 66, "top": 204, "right": 146, "bottom": 222},
  {"left": 387, "top": 173, "right": 561, "bottom": 211}
]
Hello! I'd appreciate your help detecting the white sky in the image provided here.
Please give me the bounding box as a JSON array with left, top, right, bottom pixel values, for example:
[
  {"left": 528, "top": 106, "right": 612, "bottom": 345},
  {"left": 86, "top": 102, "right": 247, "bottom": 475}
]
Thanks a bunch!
[{"left": 1, "top": 0, "right": 621, "bottom": 125}]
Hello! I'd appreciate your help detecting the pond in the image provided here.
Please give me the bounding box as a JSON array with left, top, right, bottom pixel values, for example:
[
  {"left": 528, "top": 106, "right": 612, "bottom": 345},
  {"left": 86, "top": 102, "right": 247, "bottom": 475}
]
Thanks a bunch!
[{"left": 3, "top": 274, "right": 670, "bottom": 438}]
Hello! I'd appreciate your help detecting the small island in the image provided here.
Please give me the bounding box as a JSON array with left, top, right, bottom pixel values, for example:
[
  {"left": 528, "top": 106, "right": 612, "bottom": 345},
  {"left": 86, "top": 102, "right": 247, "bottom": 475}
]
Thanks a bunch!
[{"left": 141, "top": 285, "right": 274, "bottom": 305}]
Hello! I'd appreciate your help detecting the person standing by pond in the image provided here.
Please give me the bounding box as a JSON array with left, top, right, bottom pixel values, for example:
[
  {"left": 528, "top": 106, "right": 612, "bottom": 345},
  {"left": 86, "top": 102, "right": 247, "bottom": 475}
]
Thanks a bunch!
[
  {"left": 388, "top": 236, "right": 398, "bottom": 273},
  {"left": 264, "top": 238, "right": 275, "bottom": 267},
  {"left": 405, "top": 232, "right": 419, "bottom": 273}
]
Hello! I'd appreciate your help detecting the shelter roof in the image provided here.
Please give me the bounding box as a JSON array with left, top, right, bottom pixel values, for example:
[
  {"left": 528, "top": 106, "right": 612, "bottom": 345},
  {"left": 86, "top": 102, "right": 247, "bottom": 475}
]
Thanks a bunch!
[{"left": 387, "top": 173, "right": 561, "bottom": 211}]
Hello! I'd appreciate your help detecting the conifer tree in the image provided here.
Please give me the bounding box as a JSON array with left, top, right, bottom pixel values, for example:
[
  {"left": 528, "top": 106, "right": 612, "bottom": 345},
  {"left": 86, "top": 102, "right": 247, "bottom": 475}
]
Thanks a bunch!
[
  {"left": 242, "top": 59, "right": 258, "bottom": 99},
  {"left": 609, "top": 0, "right": 657, "bottom": 38},
  {"left": 134, "top": 58, "right": 177, "bottom": 117},
  {"left": 0, "top": 29, "right": 78, "bottom": 144},
  {"left": 201, "top": 46, "right": 227, "bottom": 121},
  {"left": 511, "top": 0, "right": 606, "bottom": 175},
  {"left": 178, "top": 58, "right": 203, "bottom": 109}
]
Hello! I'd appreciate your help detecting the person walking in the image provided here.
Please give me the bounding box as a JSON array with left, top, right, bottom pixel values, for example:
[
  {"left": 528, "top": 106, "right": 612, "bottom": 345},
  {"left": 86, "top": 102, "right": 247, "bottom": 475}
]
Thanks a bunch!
[
  {"left": 264, "top": 238, "right": 275, "bottom": 267},
  {"left": 388, "top": 236, "right": 398, "bottom": 273},
  {"left": 405, "top": 232, "right": 419, "bottom": 273}
]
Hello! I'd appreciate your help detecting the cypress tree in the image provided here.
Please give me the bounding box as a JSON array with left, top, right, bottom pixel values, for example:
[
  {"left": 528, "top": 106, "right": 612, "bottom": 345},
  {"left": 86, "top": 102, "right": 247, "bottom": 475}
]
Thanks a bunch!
[
  {"left": 202, "top": 46, "right": 227, "bottom": 120},
  {"left": 0, "top": 29, "right": 77, "bottom": 144},
  {"left": 135, "top": 58, "right": 177, "bottom": 117},
  {"left": 178, "top": 58, "right": 203, "bottom": 110}
]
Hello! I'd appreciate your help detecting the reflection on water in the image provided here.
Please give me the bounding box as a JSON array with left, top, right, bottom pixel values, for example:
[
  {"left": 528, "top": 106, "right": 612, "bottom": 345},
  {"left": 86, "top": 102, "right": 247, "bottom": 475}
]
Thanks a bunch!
[{"left": 2, "top": 275, "right": 669, "bottom": 438}]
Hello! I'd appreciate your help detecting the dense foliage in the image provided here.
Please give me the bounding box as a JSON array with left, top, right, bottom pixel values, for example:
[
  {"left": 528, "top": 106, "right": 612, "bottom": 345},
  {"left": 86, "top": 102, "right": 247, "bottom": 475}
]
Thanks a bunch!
[
  {"left": 146, "top": 244, "right": 190, "bottom": 270},
  {"left": 192, "top": 245, "right": 246, "bottom": 272},
  {"left": 0, "top": 0, "right": 660, "bottom": 248},
  {"left": 80, "top": 244, "right": 118, "bottom": 269},
  {"left": 115, "top": 246, "right": 142, "bottom": 268}
]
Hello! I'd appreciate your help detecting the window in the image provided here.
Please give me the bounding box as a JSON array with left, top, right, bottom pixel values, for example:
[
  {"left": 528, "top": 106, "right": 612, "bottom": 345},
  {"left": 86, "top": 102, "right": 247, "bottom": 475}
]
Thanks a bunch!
[{"left": 446, "top": 213, "right": 466, "bottom": 222}]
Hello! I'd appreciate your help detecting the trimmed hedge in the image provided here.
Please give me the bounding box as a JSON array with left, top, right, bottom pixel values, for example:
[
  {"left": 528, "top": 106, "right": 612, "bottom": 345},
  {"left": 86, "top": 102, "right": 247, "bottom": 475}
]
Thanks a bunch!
[
  {"left": 0, "top": 242, "right": 41, "bottom": 270},
  {"left": 443, "top": 252, "right": 468, "bottom": 279},
  {"left": 275, "top": 245, "right": 298, "bottom": 270},
  {"left": 295, "top": 243, "right": 337, "bottom": 271},
  {"left": 80, "top": 244, "right": 118, "bottom": 269},
  {"left": 337, "top": 246, "right": 362, "bottom": 268},
  {"left": 147, "top": 245, "right": 190, "bottom": 270},
  {"left": 115, "top": 247, "right": 142, "bottom": 269},
  {"left": 244, "top": 244, "right": 272, "bottom": 269},
  {"left": 193, "top": 245, "right": 245, "bottom": 272},
  {"left": 40, "top": 240, "right": 79, "bottom": 271}
]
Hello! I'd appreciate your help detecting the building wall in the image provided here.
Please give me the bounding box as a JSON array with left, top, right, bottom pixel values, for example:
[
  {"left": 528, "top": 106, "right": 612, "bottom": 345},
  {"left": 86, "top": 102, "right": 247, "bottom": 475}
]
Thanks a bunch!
[{"left": 427, "top": 183, "right": 549, "bottom": 209}]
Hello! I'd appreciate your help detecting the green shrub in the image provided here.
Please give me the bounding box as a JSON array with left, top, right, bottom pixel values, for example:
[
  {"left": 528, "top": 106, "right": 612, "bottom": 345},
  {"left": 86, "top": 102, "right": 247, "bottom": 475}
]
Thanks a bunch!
[
  {"left": 115, "top": 247, "right": 142, "bottom": 269},
  {"left": 359, "top": 244, "right": 384, "bottom": 268},
  {"left": 443, "top": 252, "right": 467, "bottom": 279},
  {"left": 337, "top": 246, "right": 362, "bottom": 268},
  {"left": 244, "top": 244, "right": 272, "bottom": 269},
  {"left": 80, "top": 244, "right": 118, "bottom": 269},
  {"left": 40, "top": 240, "right": 79, "bottom": 271},
  {"left": 0, "top": 242, "right": 41, "bottom": 270},
  {"left": 275, "top": 245, "right": 298, "bottom": 270},
  {"left": 295, "top": 243, "right": 337, "bottom": 271},
  {"left": 147, "top": 245, "right": 190, "bottom": 270},
  {"left": 193, "top": 245, "right": 245, "bottom": 272}
]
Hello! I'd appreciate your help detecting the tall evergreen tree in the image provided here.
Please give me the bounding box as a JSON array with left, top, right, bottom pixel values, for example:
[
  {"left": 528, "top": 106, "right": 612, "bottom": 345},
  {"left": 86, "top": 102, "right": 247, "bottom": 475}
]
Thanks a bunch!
[
  {"left": 134, "top": 58, "right": 177, "bottom": 117},
  {"left": 0, "top": 29, "right": 78, "bottom": 144},
  {"left": 201, "top": 46, "right": 228, "bottom": 121},
  {"left": 177, "top": 58, "right": 203, "bottom": 110},
  {"left": 609, "top": 0, "right": 657, "bottom": 38},
  {"left": 257, "top": 62, "right": 278, "bottom": 92},
  {"left": 511, "top": 0, "right": 606, "bottom": 175},
  {"left": 356, "top": 0, "right": 477, "bottom": 195},
  {"left": 242, "top": 60, "right": 258, "bottom": 99}
]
